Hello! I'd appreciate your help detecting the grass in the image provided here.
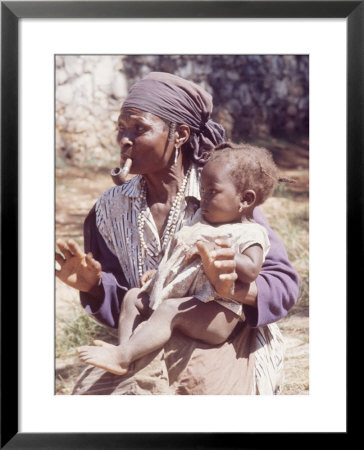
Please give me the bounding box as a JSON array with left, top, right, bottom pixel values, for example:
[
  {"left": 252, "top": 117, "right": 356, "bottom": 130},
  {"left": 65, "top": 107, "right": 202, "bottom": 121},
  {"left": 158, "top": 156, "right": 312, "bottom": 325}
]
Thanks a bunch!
[
  {"left": 261, "top": 191, "right": 309, "bottom": 311},
  {"left": 56, "top": 301, "right": 118, "bottom": 359}
]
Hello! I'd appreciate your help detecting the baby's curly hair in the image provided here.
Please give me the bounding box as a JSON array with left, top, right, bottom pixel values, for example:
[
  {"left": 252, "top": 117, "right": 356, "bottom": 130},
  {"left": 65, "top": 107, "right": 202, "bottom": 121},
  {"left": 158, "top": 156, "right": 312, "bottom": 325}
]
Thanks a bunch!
[{"left": 208, "top": 141, "right": 289, "bottom": 206}]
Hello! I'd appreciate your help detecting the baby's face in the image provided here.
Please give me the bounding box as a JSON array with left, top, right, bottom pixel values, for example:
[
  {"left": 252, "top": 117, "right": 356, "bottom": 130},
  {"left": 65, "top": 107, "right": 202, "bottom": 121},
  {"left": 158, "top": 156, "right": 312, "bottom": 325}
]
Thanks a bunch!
[{"left": 200, "top": 161, "right": 242, "bottom": 225}]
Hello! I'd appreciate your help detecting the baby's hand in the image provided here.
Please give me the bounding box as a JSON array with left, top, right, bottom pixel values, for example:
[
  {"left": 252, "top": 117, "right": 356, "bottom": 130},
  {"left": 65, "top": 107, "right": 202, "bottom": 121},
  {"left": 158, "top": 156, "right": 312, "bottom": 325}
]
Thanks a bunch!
[
  {"left": 184, "top": 245, "right": 199, "bottom": 265},
  {"left": 140, "top": 269, "right": 157, "bottom": 286},
  {"left": 196, "top": 237, "right": 237, "bottom": 299},
  {"left": 184, "top": 240, "right": 216, "bottom": 265}
]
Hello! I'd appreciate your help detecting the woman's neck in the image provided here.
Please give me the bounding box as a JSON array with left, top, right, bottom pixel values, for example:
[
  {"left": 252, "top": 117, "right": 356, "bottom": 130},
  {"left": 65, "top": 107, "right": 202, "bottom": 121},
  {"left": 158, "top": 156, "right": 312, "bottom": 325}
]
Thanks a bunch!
[
  {"left": 143, "top": 159, "right": 188, "bottom": 206},
  {"left": 142, "top": 159, "right": 191, "bottom": 239}
]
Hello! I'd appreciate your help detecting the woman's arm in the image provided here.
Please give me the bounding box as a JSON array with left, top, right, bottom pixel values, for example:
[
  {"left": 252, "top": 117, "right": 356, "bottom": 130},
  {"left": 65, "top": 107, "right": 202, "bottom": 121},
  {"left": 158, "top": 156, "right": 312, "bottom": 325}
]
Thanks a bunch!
[
  {"left": 242, "top": 207, "right": 300, "bottom": 327},
  {"left": 79, "top": 205, "right": 129, "bottom": 328}
]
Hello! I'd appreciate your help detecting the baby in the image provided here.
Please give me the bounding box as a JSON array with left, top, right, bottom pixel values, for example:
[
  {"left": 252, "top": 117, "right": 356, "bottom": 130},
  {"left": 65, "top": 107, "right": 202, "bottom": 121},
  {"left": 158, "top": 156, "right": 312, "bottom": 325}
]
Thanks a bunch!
[{"left": 78, "top": 142, "right": 283, "bottom": 375}]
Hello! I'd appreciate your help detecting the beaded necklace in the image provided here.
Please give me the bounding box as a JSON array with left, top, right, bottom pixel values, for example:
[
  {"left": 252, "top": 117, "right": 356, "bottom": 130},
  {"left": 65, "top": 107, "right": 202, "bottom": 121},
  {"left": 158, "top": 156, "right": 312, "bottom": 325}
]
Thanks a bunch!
[{"left": 137, "top": 168, "right": 191, "bottom": 278}]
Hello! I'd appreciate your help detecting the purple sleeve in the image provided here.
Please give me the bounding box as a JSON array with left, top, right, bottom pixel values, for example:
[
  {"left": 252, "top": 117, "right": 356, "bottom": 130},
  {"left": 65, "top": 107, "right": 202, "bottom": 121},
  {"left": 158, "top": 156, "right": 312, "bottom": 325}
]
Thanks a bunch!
[
  {"left": 242, "top": 207, "right": 300, "bottom": 327},
  {"left": 79, "top": 205, "right": 129, "bottom": 328}
]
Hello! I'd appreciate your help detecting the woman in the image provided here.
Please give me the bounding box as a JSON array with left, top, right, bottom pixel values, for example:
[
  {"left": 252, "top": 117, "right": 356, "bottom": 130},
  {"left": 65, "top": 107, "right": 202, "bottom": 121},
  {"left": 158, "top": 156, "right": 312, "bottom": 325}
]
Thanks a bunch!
[{"left": 56, "top": 72, "right": 299, "bottom": 395}]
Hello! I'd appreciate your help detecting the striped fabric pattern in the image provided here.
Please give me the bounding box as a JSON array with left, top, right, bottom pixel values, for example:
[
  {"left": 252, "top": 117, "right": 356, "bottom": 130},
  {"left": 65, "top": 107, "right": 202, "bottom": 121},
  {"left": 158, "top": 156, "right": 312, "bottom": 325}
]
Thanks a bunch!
[
  {"left": 253, "top": 323, "right": 285, "bottom": 394},
  {"left": 95, "top": 164, "right": 201, "bottom": 288}
]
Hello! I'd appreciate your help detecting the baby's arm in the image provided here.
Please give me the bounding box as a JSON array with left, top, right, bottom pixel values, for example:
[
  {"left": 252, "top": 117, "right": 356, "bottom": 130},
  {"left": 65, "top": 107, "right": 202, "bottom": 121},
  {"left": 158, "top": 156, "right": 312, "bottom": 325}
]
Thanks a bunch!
[
  {"left": 215, "top": 244, "right": 263, "bottom": 304},
  {"left": 234, "top": 244, "right": 264, "bottom": 284},
  {"left": 194, "top": 240, "right": 263, "bottom": 304}
]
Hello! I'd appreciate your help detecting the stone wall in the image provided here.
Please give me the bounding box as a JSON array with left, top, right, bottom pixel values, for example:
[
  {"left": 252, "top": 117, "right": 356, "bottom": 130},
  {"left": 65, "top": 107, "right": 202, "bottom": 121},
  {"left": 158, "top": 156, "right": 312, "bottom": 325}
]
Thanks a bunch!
[{"left": 56, "top": 55, "right": 308, "bottom": 167}]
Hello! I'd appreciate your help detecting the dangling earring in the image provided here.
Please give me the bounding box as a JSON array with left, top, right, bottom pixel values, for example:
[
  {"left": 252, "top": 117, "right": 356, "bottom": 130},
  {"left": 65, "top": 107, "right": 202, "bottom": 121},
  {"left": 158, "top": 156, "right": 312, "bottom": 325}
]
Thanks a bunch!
[
  {"left": 174, "top": 146, "right": 179, "bottom": 165},
  {"left": 168, "top": 122, "right": 177, "bottom": 141},
  {"left": 239, "top": 204, "right": 244, "bottom": 213}
]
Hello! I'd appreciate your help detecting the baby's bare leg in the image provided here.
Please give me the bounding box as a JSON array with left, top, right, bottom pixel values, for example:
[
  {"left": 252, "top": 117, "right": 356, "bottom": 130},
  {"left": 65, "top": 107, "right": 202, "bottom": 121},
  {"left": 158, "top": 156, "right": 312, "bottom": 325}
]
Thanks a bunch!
[
  {"left": 116, "top": 297, "right": 239, "bottom": 364},
  {"left": 78, "top": 297, "right": 238, "bottom": 375},
  {"left": 171, "top": 298, "right": 240, "bottom": 345},
  {"left": 118, "top": 288, "right": 151, "bottom": 344},
  {"left": 77, "top": 288, "right": 152, "bottom": 375}
]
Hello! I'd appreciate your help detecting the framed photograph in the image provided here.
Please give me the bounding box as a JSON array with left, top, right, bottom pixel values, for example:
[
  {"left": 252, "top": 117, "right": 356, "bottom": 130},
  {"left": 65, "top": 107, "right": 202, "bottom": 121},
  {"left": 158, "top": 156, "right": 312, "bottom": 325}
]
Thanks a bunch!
[{"left": 2, "top": 1, "right": 357, "bottom": 447}]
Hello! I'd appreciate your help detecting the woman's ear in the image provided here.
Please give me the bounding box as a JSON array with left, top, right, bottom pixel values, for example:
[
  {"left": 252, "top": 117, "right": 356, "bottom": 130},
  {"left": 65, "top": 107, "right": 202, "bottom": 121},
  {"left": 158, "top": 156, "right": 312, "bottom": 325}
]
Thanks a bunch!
[
  {"left": 175, "top": 124, "right": 190, "bottom": 148},
  {"left": 239, "top": 190, "right": 256, "bottom": 211}
]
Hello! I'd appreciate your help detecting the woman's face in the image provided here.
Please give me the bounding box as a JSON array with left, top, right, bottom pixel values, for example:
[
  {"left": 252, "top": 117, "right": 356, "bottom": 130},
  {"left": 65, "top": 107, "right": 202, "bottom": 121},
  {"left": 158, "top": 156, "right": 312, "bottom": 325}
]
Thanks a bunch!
[{"left": 116, "top": 108, "right": 174, "bottom": 175}]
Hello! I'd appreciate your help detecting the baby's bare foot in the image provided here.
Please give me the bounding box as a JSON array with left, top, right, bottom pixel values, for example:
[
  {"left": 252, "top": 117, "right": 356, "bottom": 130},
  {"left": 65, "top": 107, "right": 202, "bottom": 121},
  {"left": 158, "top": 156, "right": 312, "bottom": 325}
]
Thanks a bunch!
[
  {"left": 77, "top": 343, "right": 129, "bottom": 375},
  {"left": 93, "top": 339, "right": 115, "bottom": 348}
]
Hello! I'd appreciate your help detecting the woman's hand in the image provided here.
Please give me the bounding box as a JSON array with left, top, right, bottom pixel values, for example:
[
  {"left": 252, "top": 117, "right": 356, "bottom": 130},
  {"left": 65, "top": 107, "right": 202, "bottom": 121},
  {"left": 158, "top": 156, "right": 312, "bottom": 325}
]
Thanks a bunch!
[
  {"left": 55, "top": 239, "right": 102, "bottom": 293},
  {"left": 195, "top": 237, "right": 238, "bottom": 299}
]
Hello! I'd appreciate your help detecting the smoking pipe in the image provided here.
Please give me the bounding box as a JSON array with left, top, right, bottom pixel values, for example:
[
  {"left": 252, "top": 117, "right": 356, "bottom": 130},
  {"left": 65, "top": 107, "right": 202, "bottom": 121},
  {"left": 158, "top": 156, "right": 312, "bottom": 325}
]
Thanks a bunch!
[{"left": 110, "top": 158, "right": 132, "bottom": 185}]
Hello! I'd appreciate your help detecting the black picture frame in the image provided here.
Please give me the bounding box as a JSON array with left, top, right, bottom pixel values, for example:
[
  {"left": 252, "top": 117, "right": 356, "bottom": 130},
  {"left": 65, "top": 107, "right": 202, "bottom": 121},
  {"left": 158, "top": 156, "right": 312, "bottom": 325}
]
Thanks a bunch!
[{"left": 1, "top": 1, "right": 357, "bottom": 448}]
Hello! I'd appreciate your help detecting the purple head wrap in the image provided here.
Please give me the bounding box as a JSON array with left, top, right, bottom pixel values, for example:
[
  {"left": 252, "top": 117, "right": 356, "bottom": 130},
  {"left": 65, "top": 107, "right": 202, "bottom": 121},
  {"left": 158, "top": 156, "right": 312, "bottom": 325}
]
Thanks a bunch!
[{"left": 122, "top": 72, "right": 226, "bottom": 164}]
